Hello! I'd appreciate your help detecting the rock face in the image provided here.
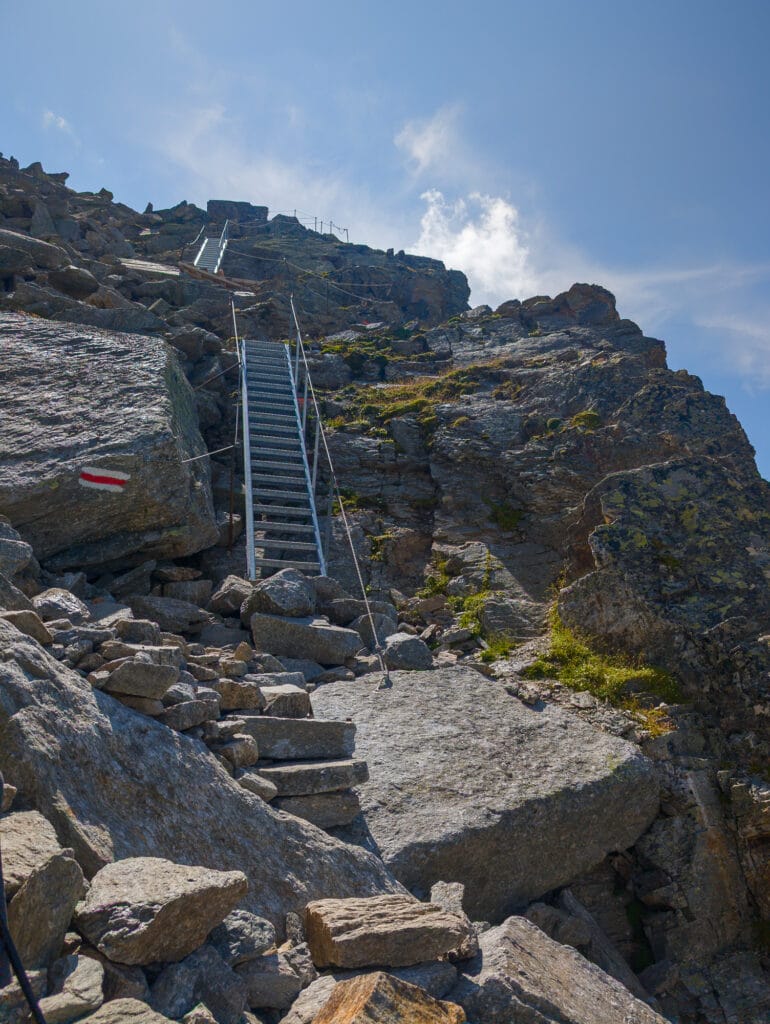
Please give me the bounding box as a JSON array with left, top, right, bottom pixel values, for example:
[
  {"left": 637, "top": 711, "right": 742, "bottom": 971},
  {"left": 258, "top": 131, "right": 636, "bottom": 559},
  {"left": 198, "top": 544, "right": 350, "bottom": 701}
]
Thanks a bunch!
[
  {"left": 0, "top": 622, "right": 402, "bottom": 932},
  {"left": 74, "top": 856, "right": 248, "bottom": 964},
  {"left": 451, "top": 916, "right": 666, "bottom": 1024},
  {"left": 312, "top": 667, "right": 660, "bottom": 921},
  {"left": 304, "top": 895, "right": 476, "bottom": 968},
  {"left": 313, "top": 972, "right": 466, "bottom": 1024},
  {"left": 0, "top": 312, "right": 217, "bottom": 569}
]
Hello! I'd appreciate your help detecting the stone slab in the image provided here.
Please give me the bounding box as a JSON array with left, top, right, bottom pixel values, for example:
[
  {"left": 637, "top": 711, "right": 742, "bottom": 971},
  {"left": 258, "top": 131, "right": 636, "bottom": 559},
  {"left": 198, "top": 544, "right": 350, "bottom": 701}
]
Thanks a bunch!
[
  {"left": 236, "top": 716, "right": 355, "bottom": 760},
  {"left": 259, "top": 759, "right": 369, "bottom": 798},
  {"left": 312, "top": 666, "right": 660, "bottom": 921}
]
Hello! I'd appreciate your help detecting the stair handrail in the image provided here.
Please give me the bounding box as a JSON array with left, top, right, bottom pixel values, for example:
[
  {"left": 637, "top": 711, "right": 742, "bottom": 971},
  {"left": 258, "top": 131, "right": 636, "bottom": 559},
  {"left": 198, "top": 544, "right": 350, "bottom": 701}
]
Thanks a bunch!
[
  {"left": 239, "top": 338, "right": 257, "bottom": 580},
  {"left": 213, "top": 219, "right": 230, "bottom": 274},
  {"left": 284, "top": 343, "right": 327, "bottom": 575}
]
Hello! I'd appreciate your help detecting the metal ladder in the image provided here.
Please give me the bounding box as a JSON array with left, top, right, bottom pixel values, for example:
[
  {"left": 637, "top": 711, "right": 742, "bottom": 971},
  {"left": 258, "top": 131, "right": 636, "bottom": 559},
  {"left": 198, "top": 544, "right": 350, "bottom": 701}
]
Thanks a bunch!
[
  {"left": 240, "top": 338, "right": 326, "bottom": 579},
  {"left": 193, "top": 220, "right": 229, "bottom": 274}
]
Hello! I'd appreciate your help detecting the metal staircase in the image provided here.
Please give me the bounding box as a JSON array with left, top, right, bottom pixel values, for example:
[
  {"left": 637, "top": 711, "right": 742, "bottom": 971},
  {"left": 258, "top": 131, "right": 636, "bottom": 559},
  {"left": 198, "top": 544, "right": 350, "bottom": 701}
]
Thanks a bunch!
[
  {"left": 240, "top": 338, "right": 326, "bottom": 579},
  {"left": 193, "top": 220, "right": 229, "bottom": 274}
]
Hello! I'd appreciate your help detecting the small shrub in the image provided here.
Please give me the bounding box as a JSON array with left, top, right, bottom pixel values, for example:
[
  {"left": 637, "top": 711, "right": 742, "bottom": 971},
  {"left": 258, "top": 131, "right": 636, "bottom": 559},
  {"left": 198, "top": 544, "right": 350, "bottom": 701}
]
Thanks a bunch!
[
  {"left": 570, "top": 409, "right": 603, "bottom": 430},
  {"left": 417, "top": 558, "right": 451, "bottom": 598},
  {"left": 480, "top": 634, "right": 518, "bottom": 663},
  {"left": 488, "top": 502, "right": 525, "bottom": 531}
]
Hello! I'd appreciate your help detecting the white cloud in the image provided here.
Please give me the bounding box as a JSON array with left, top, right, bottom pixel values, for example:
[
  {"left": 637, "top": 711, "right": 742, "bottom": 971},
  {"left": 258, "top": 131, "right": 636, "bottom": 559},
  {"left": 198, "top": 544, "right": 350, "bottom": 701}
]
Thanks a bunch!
[
  {"left": 694, "top": 313, "right": 770, "bottom": 390},
  {"left": 42, "top": 110, "right": 75, "bottom": 136},
  {"left": 394, "top": 105, "right": 463, "bottom": 176},
  {"left": 415, "top": 189, "right": 538, "bottom": 303}
]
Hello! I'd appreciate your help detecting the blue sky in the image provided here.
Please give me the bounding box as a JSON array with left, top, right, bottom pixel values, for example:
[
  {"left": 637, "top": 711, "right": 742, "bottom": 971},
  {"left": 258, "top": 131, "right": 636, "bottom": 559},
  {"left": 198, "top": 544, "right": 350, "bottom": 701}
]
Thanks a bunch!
[{"left": 3, "top": 0, "right": 769, "bottom": 478}]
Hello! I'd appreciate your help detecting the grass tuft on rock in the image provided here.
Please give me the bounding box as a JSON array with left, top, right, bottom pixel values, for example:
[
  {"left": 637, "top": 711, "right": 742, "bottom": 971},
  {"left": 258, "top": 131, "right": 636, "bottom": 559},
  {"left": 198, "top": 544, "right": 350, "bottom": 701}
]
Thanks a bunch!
[{"left": 524, "top": 608, "right": 681, "bottom": 708}]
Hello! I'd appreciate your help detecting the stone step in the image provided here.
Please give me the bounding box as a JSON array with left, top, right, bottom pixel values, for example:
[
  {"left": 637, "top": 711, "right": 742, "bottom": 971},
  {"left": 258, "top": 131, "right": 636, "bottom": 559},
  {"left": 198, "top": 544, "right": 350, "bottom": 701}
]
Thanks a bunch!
[
  {"left": 273, "top": 792, "right": 361, "bottom": 829},
  {"left": 234, "top": 716, "right": 356, "bottom": 760},
  {"left": 257, "top": 758, "right": 369, "bottom": 797}
]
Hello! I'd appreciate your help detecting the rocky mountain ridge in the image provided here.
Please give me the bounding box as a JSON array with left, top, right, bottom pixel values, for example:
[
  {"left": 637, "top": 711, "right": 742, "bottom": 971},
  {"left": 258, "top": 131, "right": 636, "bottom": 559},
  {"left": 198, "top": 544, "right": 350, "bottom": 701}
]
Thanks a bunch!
[{"left": 1, "top": 154, "right": 769, "bottom": 1023}]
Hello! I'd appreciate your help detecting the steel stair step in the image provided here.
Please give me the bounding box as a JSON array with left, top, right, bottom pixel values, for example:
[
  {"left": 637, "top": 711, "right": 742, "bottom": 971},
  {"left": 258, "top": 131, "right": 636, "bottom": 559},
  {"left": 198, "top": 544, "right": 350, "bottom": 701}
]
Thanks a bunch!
[
  {"left": 250, "top": 446, "right": 305, "bottom": 459},
  {"left": 248, "top": 410, "right": 296, "bottom": 420},
  {"left": 255, "top": 520, "right": 316, "bottom": 534},
  {"left": 253, "top": 488, "right": 313, "bottom": 501},
  {"left": 251, "top": 461, "right": 305, "bottom": 474},
  {"left": 255, "top": 538, "right": 319, "bottom": 552},
  {"left": 254, "top": 504, "right": 314, "bottom": 518},
  {"left": 253, "top": 557, "right": 321, "bottom": 572}
]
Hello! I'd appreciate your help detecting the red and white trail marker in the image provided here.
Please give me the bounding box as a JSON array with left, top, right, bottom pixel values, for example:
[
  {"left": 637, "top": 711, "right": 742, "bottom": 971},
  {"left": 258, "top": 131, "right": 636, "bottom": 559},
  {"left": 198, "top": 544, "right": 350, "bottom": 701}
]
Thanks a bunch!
[{"left": 78, "top": 467, "right": 131, "bottom": 493}]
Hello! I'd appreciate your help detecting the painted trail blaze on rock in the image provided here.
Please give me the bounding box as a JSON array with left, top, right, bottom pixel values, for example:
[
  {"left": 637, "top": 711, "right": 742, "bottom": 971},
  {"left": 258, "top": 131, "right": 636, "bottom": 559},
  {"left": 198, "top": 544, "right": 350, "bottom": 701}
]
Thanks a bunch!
[{"left": 78, "top": 466, "right": 130, "bottom": 492}]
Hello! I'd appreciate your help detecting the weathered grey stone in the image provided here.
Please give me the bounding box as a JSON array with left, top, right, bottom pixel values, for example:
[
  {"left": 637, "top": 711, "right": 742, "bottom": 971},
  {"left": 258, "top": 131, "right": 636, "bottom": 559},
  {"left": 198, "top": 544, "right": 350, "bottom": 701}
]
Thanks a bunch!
[
  {"left": 0, "top": 313, "right": 217, "bottom": 569},
  {"left": 39, "top": 955, "right": 105, "bottom": 1024},
  {"left": 274, "top": 792, "right": 361, "bottom": 829},
  {"left": 7, "top": 851, "right": 86, "bottom": 968},
  {"left": 126, "top": 595, "right": 210, "bottom": 634},
  {"left": 74, "top": 856, "right": 248, "bottom": 965},
  {"left": 211, "top": 678, "right": 266, "bottom": 710},
  {"left": 0, "top": 571, "right": 34, "bottom": 611},
  {"left": 312, "top": 972, "right": 465, "bottom": 1024},
  {"left": 383, "top": 632, "right": 433, "bottom": 670},
  {"left": 210, "top": 910, "right": 277, "bottom": 965},
  {"left": 281, "top": 962, "right": 459, "bottom": 1024},
  {"left": 277, "top": 657, "right": 325, "bottom": 682},
  {"left": 312, "top": 667, "right": 660, "bottom": 921},
  {"left": 48, "top": 264, "right": 100, "bottom": 299},
  {"left": 110, "top": 562, "right": 156, "bottom": 600},
  {"left": 235, "top": 952, "right": 302, "bottom": 1010},
  {"left": 80, "top": 997, "right": 175, "bottom": 1023},
  {"left": 235, "top": 716, "right": 355, "bottom": 760},
  {"left": 212, "top": 734, "right": 260, "bottom": 768},
  {"left": 451, "top": 915, "right": 666, "bottom": 1024},
  {"left": 0, "top": 520, "right": 34, "bottom": 577},
  {"left": 163, "top": 579, "right": 213, "bottom": 605},
  {"left": 305, "top": 895, "right": 476, "bottom": 968},
  {"left": 158, "top": 699, "right": 218, "bottom": 731},
  {"left": 349, "top": 612, "right": 398, "bottom": 650},
  {"left": 102, "top": 660, "right": 178, "bottom": 699},
  {"left": 241, "top": 569, "right": 316, "bottom": 620},
  {"left": 0, "top": 969, "right": 47, "bottom": 1024},
  {"left": 0, "top": 623, "right": 401, "bottom": 932},
  {"left": 0, "top": 809, "right": 63, "bottom": 897},
  {"left": 114, "top": 618, "right": 161, "bottom": 645},
  {"left": 209, "top": 575, "right": 252, "bottom": 616},
  {"left": 0, "top": 609, "right": 52, "bottom": 644},
  {"left": 149, "top": 944, "right": 247, "bottom": 1024},
  {"left": 33, "top": 588, "right": 91, "bottom": 624},
  {"left": 259, "top": 759, "right": 368, "bottom": 798},
  {"left": 250, "top": 614, "right": 362, "bottom": 665},
  {"left": 260, "top": 683, "right": 312, "bottom": 718},
  {"left": 235, "top": 770, "right": 279, "bottom": 802},
  {"left": 114, "top": 694, "right": 165, "bottom": 716}
]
